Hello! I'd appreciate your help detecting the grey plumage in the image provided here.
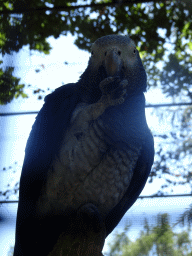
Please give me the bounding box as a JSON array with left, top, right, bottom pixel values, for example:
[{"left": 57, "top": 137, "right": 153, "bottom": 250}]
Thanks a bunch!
[{"left": 14, "top": 34, "right": 154, "bottom": 256}]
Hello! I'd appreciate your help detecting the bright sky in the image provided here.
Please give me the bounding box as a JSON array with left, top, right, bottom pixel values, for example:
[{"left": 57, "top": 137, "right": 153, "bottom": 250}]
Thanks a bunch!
[{"left": 0, "top": 33, "right": 192, "bottom": 256}]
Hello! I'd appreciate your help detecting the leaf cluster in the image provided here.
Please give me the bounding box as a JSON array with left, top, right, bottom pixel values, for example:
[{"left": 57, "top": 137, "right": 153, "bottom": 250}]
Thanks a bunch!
[
  {"left": 0, "top": 63, "right": 27, "bottom": 104},
  {"left": 108, "top": 213, "right": 192, "bottom": 256}
]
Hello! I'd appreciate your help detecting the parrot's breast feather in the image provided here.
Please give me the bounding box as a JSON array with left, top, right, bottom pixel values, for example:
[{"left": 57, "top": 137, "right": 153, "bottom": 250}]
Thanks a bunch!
[{"left": 36, "top": 96, "right": 144, "bottom": 218}]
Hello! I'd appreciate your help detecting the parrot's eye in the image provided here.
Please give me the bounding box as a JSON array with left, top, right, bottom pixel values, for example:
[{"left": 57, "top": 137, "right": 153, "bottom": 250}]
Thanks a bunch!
[
  {"left": 118, "top": 51, "right": 121, "bottom": 56},
  {"left": 133, "top": 48, "right": 136, "bottom": 54}
]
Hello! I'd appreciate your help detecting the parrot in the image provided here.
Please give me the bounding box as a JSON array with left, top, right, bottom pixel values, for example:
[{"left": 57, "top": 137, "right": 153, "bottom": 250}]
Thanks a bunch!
[{"left": 13, "top": 34, "right": 154, "bottom": 256}]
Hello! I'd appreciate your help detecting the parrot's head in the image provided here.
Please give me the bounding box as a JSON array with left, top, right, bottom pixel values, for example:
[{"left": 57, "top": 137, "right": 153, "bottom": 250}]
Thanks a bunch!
[
  {"left": 79, "top": 34, "right": 147, "bottom": 103},
  {"left": 91, "top": 34, "right": 137, "bottom": 77}
]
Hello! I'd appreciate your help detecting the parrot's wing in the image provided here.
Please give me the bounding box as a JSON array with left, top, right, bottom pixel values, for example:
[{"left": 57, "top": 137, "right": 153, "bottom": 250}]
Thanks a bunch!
[
  {"left": 14, "top": 83, "right": 81, "bottom": 256},
  {"left": 105, "top": 129, "right": 154, "bottom": 236},
  {"left": 20, "top": 83, "right": 80, "bottom": 199}
]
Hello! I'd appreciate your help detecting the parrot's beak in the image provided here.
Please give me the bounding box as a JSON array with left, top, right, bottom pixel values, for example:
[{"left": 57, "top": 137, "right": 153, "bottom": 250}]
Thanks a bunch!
[{"left": 104, "top": 49, "right": 123, "bottom": 77}]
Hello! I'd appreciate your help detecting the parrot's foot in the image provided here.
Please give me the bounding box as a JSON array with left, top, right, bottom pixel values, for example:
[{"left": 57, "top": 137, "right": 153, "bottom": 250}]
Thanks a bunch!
[
  {"left": 49, "top": 203, "right": 106, "bottom": 256},
  {"left": 99, "top": 76, "right": 128, "bottom": 106},
  {"left": 77, "top": 203, "right": 103, "bottom": 233},
  {"left": 75, "top": 203, "right": 106, "bottom": 254}
]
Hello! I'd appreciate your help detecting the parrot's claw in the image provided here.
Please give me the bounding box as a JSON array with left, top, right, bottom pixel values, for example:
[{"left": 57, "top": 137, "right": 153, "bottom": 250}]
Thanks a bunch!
[{"left": 99, "top": 77, "right": 128, "bottom": 106}]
